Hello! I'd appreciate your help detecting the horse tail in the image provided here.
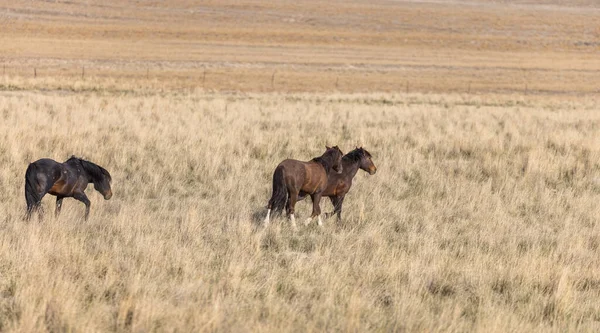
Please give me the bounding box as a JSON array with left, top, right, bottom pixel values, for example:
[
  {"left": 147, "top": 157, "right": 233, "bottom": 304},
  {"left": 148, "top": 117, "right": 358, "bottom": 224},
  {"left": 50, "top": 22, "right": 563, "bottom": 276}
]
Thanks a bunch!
[
  {"left": 268, "top": 165, "right": 288, "bottom": 214},
  {"left": 24, "top": 163, "right": 42, "bottom": 218}
]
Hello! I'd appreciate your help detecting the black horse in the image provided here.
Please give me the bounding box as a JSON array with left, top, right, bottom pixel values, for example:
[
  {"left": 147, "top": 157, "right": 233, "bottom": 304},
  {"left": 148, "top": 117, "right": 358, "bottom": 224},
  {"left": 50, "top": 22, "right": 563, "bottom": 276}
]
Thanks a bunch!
[{"left": 25, "top": 156, "right": 112, "bottom": 221}]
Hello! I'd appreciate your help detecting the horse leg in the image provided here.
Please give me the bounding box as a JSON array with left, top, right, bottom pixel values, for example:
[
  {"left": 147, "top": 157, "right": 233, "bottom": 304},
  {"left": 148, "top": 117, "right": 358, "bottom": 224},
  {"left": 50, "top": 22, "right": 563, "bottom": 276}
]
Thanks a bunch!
[
  {"left": 73, "top": 192, "right": 91, "bottom": 221},
  {"left": 55, "top": 196, "right": 64, "bottom": 217},
  {"left": 325, "top": 197, "right": 338, "bottom": 219},
  {"left": 304, "top": 195, "right": 314, "bottom": 226},
  {"left": 324, "top": 196, "right": 345, "bottom": 221},
  {"left": 324, "top": 196, "right": 337, "bottom": 219},
  {"left": 264, "top": 197, "right": 274, "bottom": 225},
  {"left": 264, "top": 208, "right": 271, "bottom": 225},
  {"left": 25, "top": 183, "right": 48, "bottom": 221},
  {"left": 306, "top": 192, "right": 323, "bottom": 226},
  {"left": 334, "top": 195, "right": 345, "bottom": 221},
  {"left": 31, "top": 188, "right": 52, "bottom": 222},
  {"left": 287, "top": 191, "right": 298, "bottom": 228}
]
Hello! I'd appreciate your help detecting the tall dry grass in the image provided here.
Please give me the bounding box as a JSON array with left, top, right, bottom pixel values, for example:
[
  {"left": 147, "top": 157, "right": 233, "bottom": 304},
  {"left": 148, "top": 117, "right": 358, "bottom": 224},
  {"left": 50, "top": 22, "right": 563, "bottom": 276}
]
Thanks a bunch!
[{"left": 0, "top": 90, "right": 599, "bottom": 332}]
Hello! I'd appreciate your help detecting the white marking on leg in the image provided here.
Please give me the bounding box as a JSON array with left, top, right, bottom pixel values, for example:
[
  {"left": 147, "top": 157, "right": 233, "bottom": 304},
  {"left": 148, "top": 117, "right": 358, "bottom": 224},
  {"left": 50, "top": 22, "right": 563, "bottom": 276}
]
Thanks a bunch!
[
  {"left": 264, "top": 209, "right": 271, "bottom": 225},
  {"left": 290, "top": 214, "right": 296, "bottom": 228},
  {"left": 317, "top": 215, "right": 323, "bottom": 227}
]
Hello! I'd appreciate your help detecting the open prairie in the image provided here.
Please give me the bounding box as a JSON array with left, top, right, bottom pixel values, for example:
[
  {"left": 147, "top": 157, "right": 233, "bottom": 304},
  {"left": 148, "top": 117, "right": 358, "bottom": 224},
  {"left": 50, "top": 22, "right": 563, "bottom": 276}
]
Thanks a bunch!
[
  {"left": 1, "top": 0, "right": 600, "bottom": 332},
  {"left": 1, "top": 0, "right": 599, "bottom": 94},
  {"left": 1, "top": 92, "right": 600, "bottom": 332}
]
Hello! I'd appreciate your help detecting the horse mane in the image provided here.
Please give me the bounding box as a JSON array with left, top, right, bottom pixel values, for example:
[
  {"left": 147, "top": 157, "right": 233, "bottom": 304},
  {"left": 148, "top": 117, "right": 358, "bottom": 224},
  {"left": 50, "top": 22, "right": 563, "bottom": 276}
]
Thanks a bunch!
[
  {"left": 66, "top": 156, "right": 112, "bottom": 183},
  {"left": 343, "top": 147, "right": 372, "bottom": 162},
  {"left": 312, "top": 146, "right": 342, "bottom": 173}
]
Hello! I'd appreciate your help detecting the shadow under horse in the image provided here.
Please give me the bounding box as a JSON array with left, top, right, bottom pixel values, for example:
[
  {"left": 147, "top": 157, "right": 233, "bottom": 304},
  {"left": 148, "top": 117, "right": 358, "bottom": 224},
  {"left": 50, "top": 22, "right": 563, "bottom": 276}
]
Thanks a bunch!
[
  {"left": 264, "top": 146, "right": 343, "bottom": 227},
  {"left": 299, "top": 147, "right": 376, "bottom": 221},
  {"left": 25, "top": 156, "right": 113, "bottom": 221}
]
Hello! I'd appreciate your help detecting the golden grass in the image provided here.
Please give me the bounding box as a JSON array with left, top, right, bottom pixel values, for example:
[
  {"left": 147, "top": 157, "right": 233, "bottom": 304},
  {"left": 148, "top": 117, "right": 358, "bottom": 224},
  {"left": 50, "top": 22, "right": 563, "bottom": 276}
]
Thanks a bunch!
[
  {"left": 1, "top": 0, "right": 600, "bottom": 331},
  {"left": 1, "top": 0, "right": 599, "bottom": 94},
  {"left": 0, "top": 90, "right": 599, "bottom": 331}
]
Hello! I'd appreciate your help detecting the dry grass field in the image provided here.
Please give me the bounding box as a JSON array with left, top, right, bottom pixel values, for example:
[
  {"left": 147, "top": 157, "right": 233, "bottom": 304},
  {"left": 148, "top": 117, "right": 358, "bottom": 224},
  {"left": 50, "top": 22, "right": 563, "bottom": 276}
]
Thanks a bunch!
[
  {"left": 0, "top": 91, "right": 599, "bottom": 332},
  {"left": 1, "top": 0, "right": 599, "bottom": 94},
  {"left": 1, "top": 0, "right": 600, "bottom": 332}
]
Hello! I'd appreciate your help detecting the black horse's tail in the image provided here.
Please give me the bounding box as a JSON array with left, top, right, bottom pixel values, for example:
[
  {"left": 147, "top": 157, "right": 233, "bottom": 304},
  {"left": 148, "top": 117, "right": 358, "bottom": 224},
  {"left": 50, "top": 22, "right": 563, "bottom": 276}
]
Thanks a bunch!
[
  {"left": 268, "top": 165, "right": 288, "bottom": 214},
  {"left": 24, "top": 163, "right": 42, "bottom": 218}
]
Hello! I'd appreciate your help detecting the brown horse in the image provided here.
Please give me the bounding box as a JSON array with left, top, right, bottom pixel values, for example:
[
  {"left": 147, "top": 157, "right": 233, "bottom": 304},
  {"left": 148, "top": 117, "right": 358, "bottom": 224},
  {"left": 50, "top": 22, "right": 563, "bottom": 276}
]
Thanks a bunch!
[
  {"left": 264, "top": 146, "right": 344, "bottom": 227},
  {"left": 299, "top": 147, "right": 376, "bottom": 221},
  {"left": 25, "top": 156, "right": 112, "bottom": 221}
]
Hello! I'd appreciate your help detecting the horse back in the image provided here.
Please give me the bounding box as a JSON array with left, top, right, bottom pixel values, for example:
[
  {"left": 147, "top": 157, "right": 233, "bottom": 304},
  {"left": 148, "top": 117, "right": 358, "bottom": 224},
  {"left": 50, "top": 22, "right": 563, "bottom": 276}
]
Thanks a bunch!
[
  {"left": 277, "top": 159, "right": 327, "bottom": 194},
  {"left": 30, "top": 159, "right": 63, "bottom": 180},
  {"left": 32, "top": 158, "right": 61, "bottom": 168},
  {"left": 277, "top": 159, "right": 306, "bottom": 174}
]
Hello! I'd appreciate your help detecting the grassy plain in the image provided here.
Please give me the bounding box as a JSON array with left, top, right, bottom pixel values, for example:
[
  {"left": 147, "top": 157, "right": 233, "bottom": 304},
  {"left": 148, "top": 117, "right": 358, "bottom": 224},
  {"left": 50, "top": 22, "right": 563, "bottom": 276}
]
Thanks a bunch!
[
  {"left": 1, "top": 0, "right": 599, "bottom": 94},
  {"left": 1, "top": 0, "right": 600, "bottom": 332},
  {"left": 0, "top": 91, "right": 599, "bottom": 332}
]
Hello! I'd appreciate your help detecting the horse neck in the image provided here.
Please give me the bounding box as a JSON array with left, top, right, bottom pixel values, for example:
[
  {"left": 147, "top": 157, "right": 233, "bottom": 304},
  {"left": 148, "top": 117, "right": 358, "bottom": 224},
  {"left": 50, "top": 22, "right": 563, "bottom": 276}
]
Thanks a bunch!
[
  {"left": 315, "top": 155, "right": 334, "bottom": 173},
  {"left": 71, "top": 160, "right": 95, "bottom": 183},
  {"left": 341, "top": 157, "right": 361, "bottom": 179}
]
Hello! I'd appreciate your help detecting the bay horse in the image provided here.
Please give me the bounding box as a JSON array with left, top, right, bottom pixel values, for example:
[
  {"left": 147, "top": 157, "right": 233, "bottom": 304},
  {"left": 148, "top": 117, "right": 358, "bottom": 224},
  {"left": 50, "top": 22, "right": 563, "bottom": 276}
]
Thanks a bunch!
[
  {"left": 264, "top": 146, "right": 344, "bottom": 227},
  {"left": 299, "top": 147, "right": 376, "bottom": 221},
  {"left": 25, "top": 156, "right": 112, "bottom": 221}
]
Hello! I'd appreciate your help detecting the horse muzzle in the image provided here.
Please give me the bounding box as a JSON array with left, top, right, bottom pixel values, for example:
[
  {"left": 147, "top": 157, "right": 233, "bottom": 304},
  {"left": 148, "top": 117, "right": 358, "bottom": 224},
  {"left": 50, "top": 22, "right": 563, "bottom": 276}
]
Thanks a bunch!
[
  {"left": 104, "top": 191, "right": 113, "bottom": 200},
  {"left": 369, "top": 167, "right": 377, "bottom": 175}
]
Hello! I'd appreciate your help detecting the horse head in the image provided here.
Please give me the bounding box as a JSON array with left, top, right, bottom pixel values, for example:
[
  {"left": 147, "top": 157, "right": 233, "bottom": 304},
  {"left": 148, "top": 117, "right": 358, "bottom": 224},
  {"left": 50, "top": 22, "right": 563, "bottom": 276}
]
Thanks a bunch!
[
  {"left": 77, "top": 158, "right": 113, "bottom": 200},
  {"left": 357, "top": 147, "right": 377, "bottom": 175},
  {"left": 94, "top": 175, "right": 113, "bottom": 200},
  {"left": 326, "top": 145, "right": 344, "bottom": 174}
]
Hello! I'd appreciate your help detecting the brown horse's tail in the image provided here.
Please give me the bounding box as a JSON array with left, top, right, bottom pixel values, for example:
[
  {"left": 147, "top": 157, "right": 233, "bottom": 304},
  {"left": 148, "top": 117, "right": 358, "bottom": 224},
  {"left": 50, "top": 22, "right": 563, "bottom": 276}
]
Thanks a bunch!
[
  {"left": 268, "top": 165, "right": 287, "bottom": 215},
  {"left": 24, "top": 163, "right": 42, "bottom": 219}
]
